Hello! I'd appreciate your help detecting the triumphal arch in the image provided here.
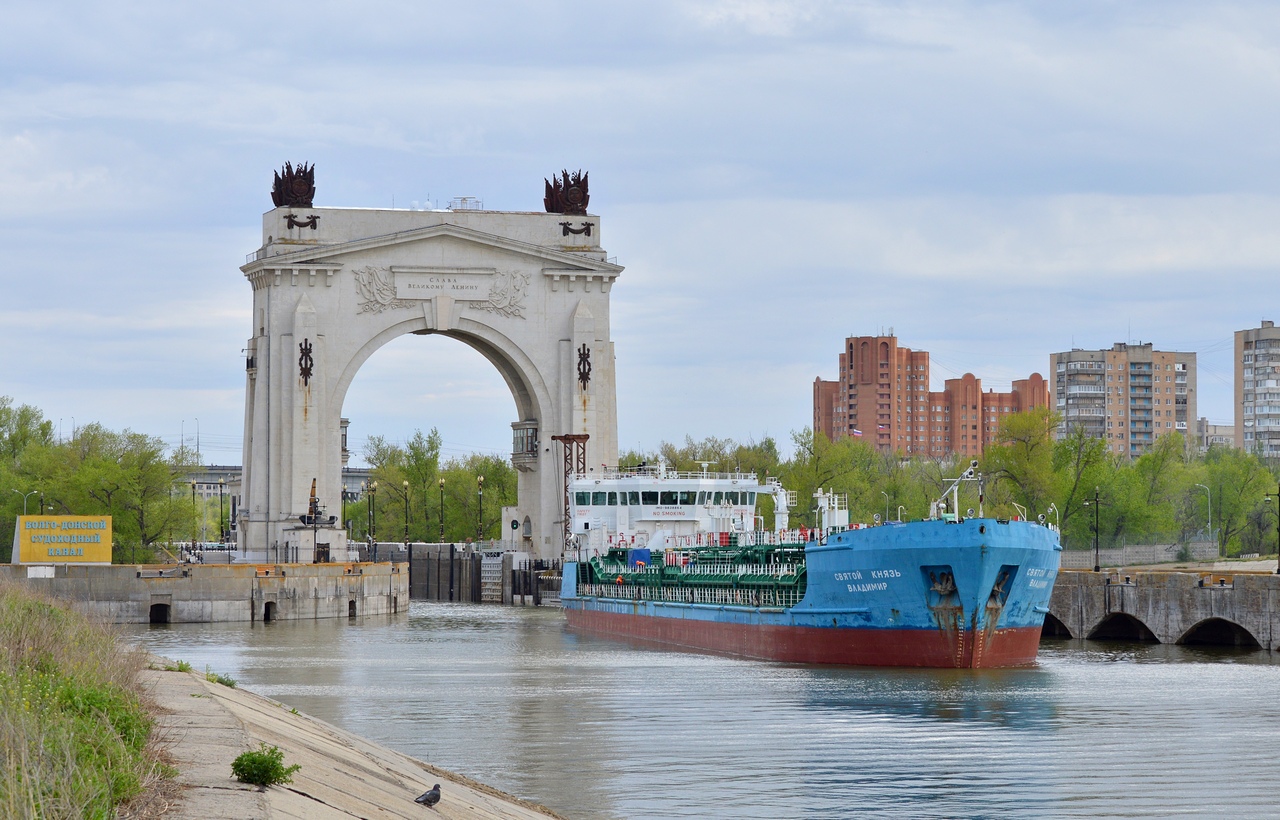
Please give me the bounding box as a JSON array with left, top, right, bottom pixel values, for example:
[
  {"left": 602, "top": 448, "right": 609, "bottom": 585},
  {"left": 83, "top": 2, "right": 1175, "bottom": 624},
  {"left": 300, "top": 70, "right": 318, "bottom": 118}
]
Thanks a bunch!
[{"left": 236, "top": 166, "right": 620, "bottom": 562}]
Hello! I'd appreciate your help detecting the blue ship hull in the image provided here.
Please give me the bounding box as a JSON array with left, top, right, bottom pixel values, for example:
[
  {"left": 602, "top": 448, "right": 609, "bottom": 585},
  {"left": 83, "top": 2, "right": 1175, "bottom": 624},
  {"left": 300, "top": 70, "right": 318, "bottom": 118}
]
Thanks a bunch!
[{"left": 562, "top": 518, "right": 1061, "bottom": 668}]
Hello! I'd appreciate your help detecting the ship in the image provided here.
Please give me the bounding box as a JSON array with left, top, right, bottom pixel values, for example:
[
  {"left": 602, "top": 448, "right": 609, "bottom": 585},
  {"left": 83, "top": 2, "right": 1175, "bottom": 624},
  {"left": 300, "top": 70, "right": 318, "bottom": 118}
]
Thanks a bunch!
[{"left": 559, "top": 461, "right": 1061, "bottom": 668}]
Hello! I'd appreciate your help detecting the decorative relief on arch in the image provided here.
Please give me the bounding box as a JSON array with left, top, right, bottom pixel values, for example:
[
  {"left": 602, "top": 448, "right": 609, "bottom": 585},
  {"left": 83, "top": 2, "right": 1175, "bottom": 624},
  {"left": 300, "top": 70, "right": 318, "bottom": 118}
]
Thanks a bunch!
[
  {"left": 470, "top": 271, "right": 530, "bottom": 319},
  {"left": 353, "top": 266, "right": 414, "bottom": 314}
]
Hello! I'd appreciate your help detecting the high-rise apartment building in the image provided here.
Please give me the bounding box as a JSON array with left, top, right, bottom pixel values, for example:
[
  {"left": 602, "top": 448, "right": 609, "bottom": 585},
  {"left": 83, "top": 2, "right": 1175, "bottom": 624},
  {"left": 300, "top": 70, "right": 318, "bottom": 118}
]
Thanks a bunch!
[
  {"left": 1051, "top": 342, "right": 1196, "bottom": 457},
  {"left": 1236, "top": 320, "right": 1280, "bottom": 457},
  {"left": 814, "top": 335, "right": 1047, "bottom": 457}
]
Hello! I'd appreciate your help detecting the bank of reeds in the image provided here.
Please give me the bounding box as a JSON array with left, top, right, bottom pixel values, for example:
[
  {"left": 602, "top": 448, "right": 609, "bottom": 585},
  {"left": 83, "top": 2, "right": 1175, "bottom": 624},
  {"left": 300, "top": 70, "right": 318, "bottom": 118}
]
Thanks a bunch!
[{"left": 0, "top": 583, "right": 165, "bottom": 818}]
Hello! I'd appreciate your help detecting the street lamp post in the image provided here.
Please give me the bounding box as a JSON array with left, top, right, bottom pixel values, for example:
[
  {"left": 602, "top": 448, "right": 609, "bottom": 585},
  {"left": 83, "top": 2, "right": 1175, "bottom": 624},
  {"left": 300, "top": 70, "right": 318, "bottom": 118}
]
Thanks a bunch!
[
  {"left": 370, "top": 481, "right": 378, "bottom": 560},
  {"left": 11, "top": 489, "right": 37, "bottom": 516},
  {"left": 1083, "top": 486, "right": 1102, "bottom": 572},
  {"left": 477, "top": 475, "right": 485, "bottom": 542},
  {"left": 402, "top": 480, "right": 410, "bottom": 547},
  {"left": 1266, "top": 483, "right": 1280, "bottom": 575},
  {"left": 881, "top": 491, "right": 889, "bottom": 524},
  {"left": 218, "top": 478, "right": 226, "bottom": 543},
  {"left": 897, "top": 505, "right": 905, "bottom": 523},
  {"left": 190, "top": 481, "right": 197, "bottom": 549},
  {"left": 438, "top": 477, "right": 445, "bottom": 543},
  {"left": 1194, "top": 483, "right": 1213, "bottom": 553}
]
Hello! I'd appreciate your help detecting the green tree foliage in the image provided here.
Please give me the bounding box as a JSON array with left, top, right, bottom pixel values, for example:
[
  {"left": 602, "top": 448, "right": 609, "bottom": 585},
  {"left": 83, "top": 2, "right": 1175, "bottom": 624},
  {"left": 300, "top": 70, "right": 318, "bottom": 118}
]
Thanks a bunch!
[
  {"left": 0, "top": 399, "right": 197, "bottom": 562},
  {"left": 355, "top": 428, "right": 516, "bottom": 543}
]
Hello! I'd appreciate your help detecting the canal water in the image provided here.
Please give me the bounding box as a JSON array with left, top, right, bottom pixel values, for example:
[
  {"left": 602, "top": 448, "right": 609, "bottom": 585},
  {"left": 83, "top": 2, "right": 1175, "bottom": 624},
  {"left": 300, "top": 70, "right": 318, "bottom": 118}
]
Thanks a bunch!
[{"left": 126, "top": 604, "right": 1280, "bottom": 820}]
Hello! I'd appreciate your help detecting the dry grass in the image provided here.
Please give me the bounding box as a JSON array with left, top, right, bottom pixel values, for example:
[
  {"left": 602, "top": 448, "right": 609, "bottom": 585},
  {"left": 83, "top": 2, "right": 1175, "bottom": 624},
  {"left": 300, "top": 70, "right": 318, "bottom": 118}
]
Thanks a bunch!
[{"left": 0, "top": 583, "right": 170, "bottom": 819}]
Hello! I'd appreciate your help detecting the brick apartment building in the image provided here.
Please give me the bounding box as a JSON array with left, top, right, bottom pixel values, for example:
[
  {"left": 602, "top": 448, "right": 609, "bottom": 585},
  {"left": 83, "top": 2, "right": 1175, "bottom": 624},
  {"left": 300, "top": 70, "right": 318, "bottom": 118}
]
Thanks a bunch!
[{"left": 813, "top": 334, "right": 1048, "bottom": 457}]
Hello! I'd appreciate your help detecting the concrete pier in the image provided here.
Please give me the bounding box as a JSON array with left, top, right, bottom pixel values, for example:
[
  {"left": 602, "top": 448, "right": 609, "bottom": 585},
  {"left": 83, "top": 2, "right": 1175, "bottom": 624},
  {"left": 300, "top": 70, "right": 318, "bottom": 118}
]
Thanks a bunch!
[
  {"left": 144, "top": 661, "right": 563, "bottom": 819},
  {"left": 0, "top": 562, "right": 408, "bottom": 624},
  {"left": 1047, "top": 569, "right": 1280, "bottom": 649}
]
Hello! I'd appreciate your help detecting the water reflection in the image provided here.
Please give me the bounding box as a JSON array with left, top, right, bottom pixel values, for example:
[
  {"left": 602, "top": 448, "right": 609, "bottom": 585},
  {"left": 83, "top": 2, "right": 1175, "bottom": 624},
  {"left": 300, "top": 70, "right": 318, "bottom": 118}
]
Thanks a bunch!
[{"left": 127, "top": 605, "right": 1280, "bottom": 820}]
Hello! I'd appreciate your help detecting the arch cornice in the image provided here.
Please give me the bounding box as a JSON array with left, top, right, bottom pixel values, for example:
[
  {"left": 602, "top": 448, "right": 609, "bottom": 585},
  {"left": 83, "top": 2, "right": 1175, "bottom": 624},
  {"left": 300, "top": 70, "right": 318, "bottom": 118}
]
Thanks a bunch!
[{"left": 242, "top": 221, "right": 624, "bottom": 277}]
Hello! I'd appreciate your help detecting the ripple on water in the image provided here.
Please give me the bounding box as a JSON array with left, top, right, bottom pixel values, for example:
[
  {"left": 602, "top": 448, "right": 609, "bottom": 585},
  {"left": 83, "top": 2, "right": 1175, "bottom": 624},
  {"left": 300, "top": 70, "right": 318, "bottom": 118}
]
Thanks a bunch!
[{"left": 127, "top": 605, "right": 1280, "bottom": 820}]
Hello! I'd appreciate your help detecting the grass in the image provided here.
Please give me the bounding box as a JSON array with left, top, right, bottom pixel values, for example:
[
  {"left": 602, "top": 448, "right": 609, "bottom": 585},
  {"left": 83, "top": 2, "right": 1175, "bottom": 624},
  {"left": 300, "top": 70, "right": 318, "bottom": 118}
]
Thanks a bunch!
[
  {"left": 204, "top": 666, "right": 237, "bottom": 688},
  {"left": 0, "top": 583, "right": 166, "bottom": 819}
]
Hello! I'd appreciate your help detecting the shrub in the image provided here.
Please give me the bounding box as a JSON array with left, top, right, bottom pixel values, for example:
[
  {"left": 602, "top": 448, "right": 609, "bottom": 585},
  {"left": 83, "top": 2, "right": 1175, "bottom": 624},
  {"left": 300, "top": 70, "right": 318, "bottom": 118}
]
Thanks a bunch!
[
  {"left": 163, "top": 660, "right": 192, "bottom": 673},
  {"left": 231, "top": 744, "right": 300, "bottom": 787}
]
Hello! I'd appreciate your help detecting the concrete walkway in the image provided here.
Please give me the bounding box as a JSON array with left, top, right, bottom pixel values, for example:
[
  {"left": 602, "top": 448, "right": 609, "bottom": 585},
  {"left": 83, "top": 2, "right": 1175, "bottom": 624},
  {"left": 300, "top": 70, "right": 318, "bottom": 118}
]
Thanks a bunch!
[{"left": 143, "top": 662, "right": 564, "bottom": 819}]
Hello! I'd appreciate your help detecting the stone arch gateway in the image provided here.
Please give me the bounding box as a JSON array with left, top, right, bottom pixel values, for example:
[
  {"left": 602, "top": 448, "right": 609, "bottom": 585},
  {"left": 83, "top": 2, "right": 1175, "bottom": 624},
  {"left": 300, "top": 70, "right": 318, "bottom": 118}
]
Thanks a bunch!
[{"left": 237, "top": 202, "right": 622, "bottom": 562}]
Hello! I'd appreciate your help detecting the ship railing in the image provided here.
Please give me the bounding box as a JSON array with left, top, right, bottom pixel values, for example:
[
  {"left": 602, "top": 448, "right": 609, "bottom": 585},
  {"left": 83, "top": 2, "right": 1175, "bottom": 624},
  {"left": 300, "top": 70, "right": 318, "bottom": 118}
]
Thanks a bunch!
[
  {"left": 573, "top": 468, "right": 761, "bottom": 482},
  {"left": 596, "top": 561, "right": 800, "bottom": 580},
  {"left": 579, "top": 582, "right": 804, "bottom": 609}
]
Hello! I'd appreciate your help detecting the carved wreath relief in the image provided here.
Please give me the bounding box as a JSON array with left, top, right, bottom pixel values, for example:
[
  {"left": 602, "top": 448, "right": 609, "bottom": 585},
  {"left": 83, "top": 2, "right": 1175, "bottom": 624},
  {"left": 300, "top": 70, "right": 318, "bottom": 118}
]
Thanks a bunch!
[
  {"left": 353, "top": 267, "right": 414, "bottom": 314},
  {"left": 469, "top": 271, "right": 530, "bottom": 319}
]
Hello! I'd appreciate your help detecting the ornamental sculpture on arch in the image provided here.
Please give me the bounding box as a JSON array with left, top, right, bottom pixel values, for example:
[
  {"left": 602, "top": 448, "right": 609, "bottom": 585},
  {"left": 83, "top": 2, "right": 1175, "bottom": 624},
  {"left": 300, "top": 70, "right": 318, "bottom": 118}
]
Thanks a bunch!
[
  {"left": 544, "top": 169, "right": 589, "bottom": 215},
  {"left": 272, "top": 162, "right": 316, "bottom": 208}
]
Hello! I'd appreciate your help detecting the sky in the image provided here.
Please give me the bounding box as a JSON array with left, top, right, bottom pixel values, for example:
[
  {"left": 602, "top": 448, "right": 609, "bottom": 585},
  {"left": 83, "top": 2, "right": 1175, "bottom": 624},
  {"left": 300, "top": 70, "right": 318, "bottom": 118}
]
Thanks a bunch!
[{"left": 2, "top": 1, "right": 1277, "bottom": 466}]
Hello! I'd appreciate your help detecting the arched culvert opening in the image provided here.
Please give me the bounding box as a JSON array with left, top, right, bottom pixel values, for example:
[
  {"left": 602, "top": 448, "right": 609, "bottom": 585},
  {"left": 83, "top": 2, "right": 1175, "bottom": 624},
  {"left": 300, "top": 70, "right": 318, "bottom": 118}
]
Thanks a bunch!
[
  {"left": 1177, "top": 618, "right": 1261, "bottom": 649},
  {"left": 263, "top": 601, "right": 277, "bottom": 622},
  {"left": 1087, "top": 612, "right": 1158, "bottom": 642},
  {"left": 348, "top": 600, "right": 357, "bottom": 618},
  {"left": 149, "top": 603, "right": 170, "bottom": 624},
  {"left": 1040, "top": 612, "right": 1072, "bottom": 639}
]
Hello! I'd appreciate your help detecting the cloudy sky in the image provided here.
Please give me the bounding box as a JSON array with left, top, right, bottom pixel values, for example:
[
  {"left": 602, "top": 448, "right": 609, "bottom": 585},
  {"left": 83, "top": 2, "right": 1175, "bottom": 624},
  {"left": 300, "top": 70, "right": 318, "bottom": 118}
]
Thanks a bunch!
[{"left": 3, "top": 1, "right": 1276, "bottom": 465}]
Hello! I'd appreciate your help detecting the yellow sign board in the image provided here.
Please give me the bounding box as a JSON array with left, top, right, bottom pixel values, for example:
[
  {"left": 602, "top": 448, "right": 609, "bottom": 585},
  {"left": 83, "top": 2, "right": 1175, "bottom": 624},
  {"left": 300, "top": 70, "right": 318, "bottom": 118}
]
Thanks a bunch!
[{"left": 11, "top": 516, "right": 113, "bottom": 565}]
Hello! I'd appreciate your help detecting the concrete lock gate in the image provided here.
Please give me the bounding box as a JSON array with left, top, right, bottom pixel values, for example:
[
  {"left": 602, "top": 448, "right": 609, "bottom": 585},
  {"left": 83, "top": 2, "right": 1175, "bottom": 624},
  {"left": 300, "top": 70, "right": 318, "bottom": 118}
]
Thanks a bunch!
[{"left": 237, "top": 167, "right": 620, "bottom": 563}]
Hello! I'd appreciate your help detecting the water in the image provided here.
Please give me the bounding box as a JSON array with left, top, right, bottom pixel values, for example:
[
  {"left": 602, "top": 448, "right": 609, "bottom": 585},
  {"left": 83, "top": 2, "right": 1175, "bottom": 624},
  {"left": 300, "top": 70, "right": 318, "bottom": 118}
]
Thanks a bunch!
[{"left": 125, "top": 604, "right": 1280, "bottom": 819}]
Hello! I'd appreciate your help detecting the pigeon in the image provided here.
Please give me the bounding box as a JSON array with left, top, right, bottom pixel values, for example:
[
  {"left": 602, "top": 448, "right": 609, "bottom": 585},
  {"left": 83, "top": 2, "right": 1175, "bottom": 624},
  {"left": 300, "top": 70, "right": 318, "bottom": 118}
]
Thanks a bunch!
[{"left": 415, "top": 784, "right": 441, "bottom": 807}]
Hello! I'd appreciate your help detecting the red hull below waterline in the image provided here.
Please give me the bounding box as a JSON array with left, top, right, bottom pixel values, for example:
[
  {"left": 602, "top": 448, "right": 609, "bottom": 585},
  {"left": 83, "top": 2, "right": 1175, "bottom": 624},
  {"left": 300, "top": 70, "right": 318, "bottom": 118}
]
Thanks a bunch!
[{"left": 563, "top": 606, "right": 1044, "bottom": 669}]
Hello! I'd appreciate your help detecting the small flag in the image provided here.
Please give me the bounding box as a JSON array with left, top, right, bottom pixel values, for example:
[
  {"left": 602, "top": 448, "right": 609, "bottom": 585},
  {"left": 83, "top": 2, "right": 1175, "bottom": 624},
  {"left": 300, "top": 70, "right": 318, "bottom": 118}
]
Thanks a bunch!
[
  {"left": 852, "top": 429, "right": 863, "bottom": 437},
  {"left": 877, "top": 425, "right": 888, "bottom": 430}
]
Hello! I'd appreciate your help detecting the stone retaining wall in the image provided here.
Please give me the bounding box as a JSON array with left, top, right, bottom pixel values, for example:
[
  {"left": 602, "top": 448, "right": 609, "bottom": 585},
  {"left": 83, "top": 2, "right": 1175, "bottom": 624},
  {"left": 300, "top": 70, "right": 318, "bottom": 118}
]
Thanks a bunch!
[{"left": 0, "top": 562, "right": 408, "bottom": 624}]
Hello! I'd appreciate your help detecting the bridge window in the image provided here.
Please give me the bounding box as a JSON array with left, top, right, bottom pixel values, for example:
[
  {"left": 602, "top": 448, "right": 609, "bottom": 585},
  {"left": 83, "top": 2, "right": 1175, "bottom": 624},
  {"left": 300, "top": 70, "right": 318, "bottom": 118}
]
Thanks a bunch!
[
  {"left": 575, "top": 492, "right": 589, "bottom": 506},
  {"left": 592, "top": 492, "right": 607, "bottom": 505},
  {"left": 713, "top": 492, "right": 723, "bottom": 504},
  {"left": 629, "top": 492, "right": 641, "bottom": 505},
  {"left": 679, "top": 491, "right": 696, "bottom": 504},
  {"left": 619, "top": 492, "right": 628, "bottom": 506},
  {"left": 748, "top": 492, "right": 756, "bottom": 504},
  {"left": 697, "top": 492, "right": 706, "bottom": 505},
  {"left": 607, "top": 492, "right": 617, "bottom": 505},
  {"left": 641, "top": 491, "right": 658, "bottom": 505},
  {"left": 660, "top": 491, "right": 678, "bottom": 505}
]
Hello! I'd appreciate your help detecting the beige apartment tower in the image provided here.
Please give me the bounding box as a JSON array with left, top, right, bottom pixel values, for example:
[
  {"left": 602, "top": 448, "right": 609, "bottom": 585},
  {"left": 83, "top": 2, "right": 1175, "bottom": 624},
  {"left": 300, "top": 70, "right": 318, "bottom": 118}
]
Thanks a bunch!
[
  {"left": 1051, "top": 342, "right": 1196, "bottom": 457},
  {"left": 1235, "top": 320, "right": 1280, "bottom": 457}
]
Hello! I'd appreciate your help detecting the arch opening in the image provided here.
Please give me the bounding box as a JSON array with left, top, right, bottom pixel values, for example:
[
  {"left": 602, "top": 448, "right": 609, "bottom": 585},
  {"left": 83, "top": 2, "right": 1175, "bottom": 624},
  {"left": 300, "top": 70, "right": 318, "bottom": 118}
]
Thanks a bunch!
[
  {"left": 1177, "top": 617, "right": 1261, "bottom": 649},
  {"left": 263, "top": 601, "right": 277, "bottom": 622},
  {"left": 1039, "top": 611, "right": 1072, "bottom": 639},
  {"left": 348, "top": 600, "right": 357, "bottom": 618},
  {"left": 339, "top": 332, "right": 522, "bottom": 459},
  {"left": 1087, "top": 612, "right": 1158, "bottom": 642},
  {"left": 148, "top": 603, "right": 170, "bottom": 624}
]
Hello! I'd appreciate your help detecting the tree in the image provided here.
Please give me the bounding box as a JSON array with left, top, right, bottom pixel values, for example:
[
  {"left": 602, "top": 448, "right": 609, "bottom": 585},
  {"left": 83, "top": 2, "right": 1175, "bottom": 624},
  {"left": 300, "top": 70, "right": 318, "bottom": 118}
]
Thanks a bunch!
[{"left": 983, "top": 409, "right": 1058, "bottom": 518}]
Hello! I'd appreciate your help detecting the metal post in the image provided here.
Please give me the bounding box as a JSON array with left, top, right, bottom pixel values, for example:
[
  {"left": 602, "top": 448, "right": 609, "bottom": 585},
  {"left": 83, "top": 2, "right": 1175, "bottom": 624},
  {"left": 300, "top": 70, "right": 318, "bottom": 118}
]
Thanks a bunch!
[
  {"left": 1093, "top": 486, "right": 1101, "bottom": 573},
  {"left": 1268, "top": 484, "right": 1280, "bottom": 575},
  {"left": 218, "top": 478, "right": 226, "bottom": 543},
  {"left": 1195, "top": 483, "right": 1212, "bottom": 552},
  {"left": 190, "top": 482, "right": 197, "bottom": 549},
  {"left": 370, "top": 481, "right": 377, "bottom": 561},
  {"left": 881, "top": 491, "right": 889, "bottom": 524},
  {"left": 402, "top": 480, "right": 410, "bottom": 547},
  {"left": 476, "top": 475, "right": 484, "bottom": 542},
  {"left": 438, "top": 477, "right": 445, "bottom": 543}
]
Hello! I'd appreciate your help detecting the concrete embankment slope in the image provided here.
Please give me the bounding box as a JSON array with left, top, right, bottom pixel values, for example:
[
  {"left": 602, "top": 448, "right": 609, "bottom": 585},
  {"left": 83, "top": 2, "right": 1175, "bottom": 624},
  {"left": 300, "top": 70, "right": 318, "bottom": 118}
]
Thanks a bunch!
[{"left": 145, "top": 663, "right": 564, "bottom": 819}]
